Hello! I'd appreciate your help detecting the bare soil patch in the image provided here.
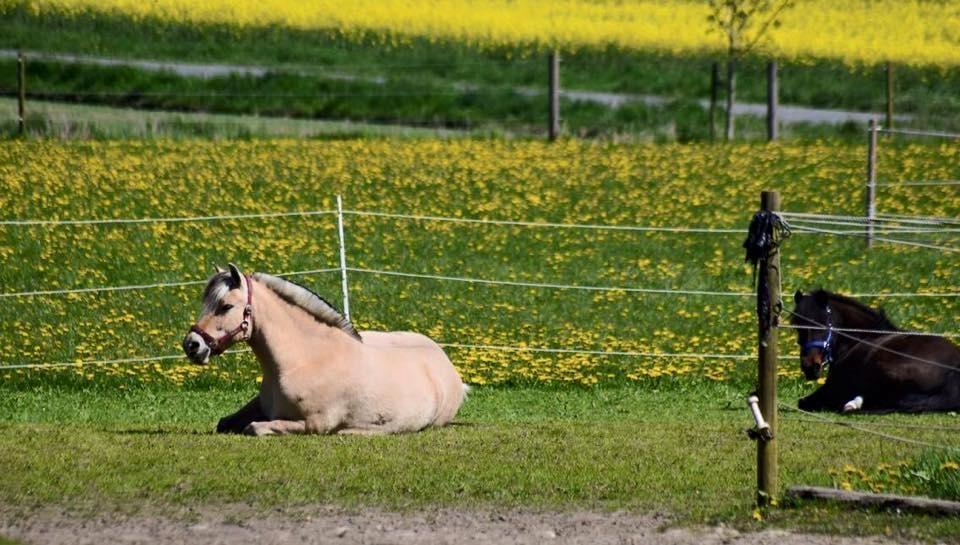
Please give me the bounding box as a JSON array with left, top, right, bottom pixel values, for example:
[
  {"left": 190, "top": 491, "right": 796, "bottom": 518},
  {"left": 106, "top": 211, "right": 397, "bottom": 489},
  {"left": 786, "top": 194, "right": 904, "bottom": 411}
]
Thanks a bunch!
[{"left": 0, "top": 505, "right": 919, "bottom": 545}]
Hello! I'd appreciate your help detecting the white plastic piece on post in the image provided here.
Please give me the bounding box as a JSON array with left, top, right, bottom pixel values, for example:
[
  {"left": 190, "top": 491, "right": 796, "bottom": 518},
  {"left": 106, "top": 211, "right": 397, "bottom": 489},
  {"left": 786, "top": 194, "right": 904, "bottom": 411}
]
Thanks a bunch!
[{"left": 748, "top": 395, "right": 771, "bottom": 437}]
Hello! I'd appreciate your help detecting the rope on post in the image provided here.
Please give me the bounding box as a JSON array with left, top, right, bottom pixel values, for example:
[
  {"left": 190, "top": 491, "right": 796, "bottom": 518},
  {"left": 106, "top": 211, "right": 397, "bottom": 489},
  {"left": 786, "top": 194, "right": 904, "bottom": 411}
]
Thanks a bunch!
[{"left": 743, "top": 201, "right": 791, "bottom": 331}]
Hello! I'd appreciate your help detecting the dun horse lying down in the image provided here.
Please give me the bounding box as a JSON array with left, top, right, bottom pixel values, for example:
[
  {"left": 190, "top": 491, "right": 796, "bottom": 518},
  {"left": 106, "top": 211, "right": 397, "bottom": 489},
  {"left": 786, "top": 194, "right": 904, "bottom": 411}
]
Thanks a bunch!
[
  {"left": 792, "top": 289, "right": 960, "bottom": 413},
  {"left": 182, "top": 264, "right": 467, "bottom": 435}
]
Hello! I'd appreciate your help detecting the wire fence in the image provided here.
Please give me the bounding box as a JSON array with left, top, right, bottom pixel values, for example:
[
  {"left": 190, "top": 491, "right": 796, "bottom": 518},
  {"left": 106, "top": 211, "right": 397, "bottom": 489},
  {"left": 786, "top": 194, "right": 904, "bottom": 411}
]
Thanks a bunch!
[
  {"left": 780, "top": 403, "right": 959, "bottom": 451},
  {"left": 877, "top": 128, "right": 960, "bottom": 140},
  {"left": 4, "top": 188, "right": 960, "bottom": 495},
  {"left": 0, "top": 204, "right": 767, "bottom": 370},
  {"left": 11, "top": 49, "right": 960, "bottom": 141},
  {"left": 3, "top": 200, "right": 960, "bottom": 384},
  {"left": 780, "top": 206, "right": 960, "bottom": 253},
  {"left": 0, "top": 209, "right": 337, "bottom": 227},
  {"left": 864, "top": 126, "right": 960, "bottom": 256},
  {"left": 4, "top": 206, "right": 960, "bottom": 301}
]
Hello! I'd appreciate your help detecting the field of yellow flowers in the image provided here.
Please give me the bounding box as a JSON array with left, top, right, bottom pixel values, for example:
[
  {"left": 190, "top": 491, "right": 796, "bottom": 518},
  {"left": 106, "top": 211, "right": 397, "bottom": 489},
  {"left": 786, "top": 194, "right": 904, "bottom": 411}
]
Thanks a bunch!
[
  {"left": 7, "top": 0, "right": 959, "bottom": 67},
  {"left": 1, "top": 138, "right": 958, "bottom": 389}
]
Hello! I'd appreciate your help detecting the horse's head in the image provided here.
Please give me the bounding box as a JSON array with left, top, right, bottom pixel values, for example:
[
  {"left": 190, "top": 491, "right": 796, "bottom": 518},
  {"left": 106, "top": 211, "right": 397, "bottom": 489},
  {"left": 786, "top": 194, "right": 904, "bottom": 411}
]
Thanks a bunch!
[
  {"left": 182, "top": 263, "right": 254, "bottom": 365},
  {"left": 792, "top": 289, "right": 834, "bottom": 380}
]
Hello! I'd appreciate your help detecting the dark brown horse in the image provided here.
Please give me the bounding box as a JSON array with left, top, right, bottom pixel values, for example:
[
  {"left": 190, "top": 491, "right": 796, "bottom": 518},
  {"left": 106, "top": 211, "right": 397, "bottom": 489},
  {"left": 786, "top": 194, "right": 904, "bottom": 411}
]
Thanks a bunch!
[{"left": 791, "top": 289, "right": 960, "bottom": 413}]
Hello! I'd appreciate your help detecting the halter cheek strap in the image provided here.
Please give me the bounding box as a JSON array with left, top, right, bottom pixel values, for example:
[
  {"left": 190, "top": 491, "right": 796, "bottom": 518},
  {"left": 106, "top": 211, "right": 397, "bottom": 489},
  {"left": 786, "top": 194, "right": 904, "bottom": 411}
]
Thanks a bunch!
[
  {"left": 799, "top": 305, "right": 834, "bottom": 366},
  {"left": 190, "top": 275, "right": 254, "bottom": 356}
]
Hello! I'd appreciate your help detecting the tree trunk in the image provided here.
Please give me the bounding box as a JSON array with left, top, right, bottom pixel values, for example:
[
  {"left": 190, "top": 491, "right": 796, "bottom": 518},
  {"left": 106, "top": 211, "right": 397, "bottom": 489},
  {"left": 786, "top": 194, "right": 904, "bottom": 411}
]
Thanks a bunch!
[{"left": 725, "top": 58, "right": 736, "bottom": 141}]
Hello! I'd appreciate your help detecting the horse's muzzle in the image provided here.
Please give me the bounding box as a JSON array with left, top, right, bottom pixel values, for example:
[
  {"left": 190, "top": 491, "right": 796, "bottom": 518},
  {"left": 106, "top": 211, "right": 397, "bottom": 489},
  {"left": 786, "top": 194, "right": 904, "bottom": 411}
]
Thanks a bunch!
[
  {"left": 183, "top": 331, "right": 212, "bottom": 365},
  {"left": 801, "top": 354, "right": 823, "bottom": 380}
]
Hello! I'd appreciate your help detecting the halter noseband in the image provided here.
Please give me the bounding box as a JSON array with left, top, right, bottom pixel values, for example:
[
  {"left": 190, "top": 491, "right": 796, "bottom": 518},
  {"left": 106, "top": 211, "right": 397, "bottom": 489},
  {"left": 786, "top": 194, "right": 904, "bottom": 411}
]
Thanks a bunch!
[
  {"left": 799, "top": 304, "right": 834, "bottom": 366},
  {"left": 190, "top": 275, "right": 254, "bottom": 356}
]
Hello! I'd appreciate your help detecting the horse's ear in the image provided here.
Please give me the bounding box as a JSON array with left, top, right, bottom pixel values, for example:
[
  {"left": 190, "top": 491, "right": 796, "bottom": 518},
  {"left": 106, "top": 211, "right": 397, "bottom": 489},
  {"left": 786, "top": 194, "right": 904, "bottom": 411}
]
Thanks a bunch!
[
  {"left": 227, "top": 263, "right": 243, "bottom": 289},
  {"left": 813, "top": 289, "right": 829, "bottom": 306},
  {"left": 794, "top": 289, "right": 803, "bottom": 304},
  {"left": 213, "top": 264, "right": 225, "bottom": 274}
]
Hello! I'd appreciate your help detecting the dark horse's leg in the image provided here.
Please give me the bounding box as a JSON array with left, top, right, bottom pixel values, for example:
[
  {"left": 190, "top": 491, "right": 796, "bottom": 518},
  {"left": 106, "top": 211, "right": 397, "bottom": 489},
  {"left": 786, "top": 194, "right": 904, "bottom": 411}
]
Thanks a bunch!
[
  {"left": 798, "top": 379, "right": 847, "bottom": 412},
  {"left": 216, "top": 396, "right": 266, "bottom": 434}
]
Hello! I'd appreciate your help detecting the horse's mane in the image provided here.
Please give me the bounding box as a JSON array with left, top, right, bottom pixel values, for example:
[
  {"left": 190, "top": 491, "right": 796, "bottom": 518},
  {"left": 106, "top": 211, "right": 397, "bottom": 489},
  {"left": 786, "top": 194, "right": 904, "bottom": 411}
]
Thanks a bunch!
[
  {"left": 817, "top": 289, "right": 899, "bottom": 330},
  {"left": 252, "top": 273, "right": 362, "bottom": 341}
]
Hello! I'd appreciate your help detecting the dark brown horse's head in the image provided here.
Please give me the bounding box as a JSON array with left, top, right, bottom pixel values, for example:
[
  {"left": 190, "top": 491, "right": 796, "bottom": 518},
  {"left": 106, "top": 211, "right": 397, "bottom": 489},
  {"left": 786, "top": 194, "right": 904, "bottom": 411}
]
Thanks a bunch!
[{"left": 792, "top": 290, "right": 833, "bottom": 380}]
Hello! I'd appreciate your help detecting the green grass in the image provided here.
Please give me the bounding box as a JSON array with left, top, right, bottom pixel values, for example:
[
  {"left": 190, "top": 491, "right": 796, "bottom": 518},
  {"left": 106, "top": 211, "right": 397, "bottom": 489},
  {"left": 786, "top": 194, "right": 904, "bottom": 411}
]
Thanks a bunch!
[
  {"left": 1, "top": 6, "right": 959, "bottom": 138},
  {"left": 0, "top": 58, "right": 733, "bottom": 141},
  {"left": 2, "top": 383, "right": 959, "bottom": 539},
  {"left": 0, "top": 97, "right": 469, "bottom": 139},
  {"left": 1, "top": 139, "right": 959, "bottom": 538}
]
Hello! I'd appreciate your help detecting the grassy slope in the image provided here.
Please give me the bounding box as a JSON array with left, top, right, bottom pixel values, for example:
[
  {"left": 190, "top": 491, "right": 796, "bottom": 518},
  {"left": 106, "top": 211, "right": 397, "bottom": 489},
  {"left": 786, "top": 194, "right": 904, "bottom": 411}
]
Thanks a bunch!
[{"left": 1, "top": 7, "right": 958, "bottom": 137}]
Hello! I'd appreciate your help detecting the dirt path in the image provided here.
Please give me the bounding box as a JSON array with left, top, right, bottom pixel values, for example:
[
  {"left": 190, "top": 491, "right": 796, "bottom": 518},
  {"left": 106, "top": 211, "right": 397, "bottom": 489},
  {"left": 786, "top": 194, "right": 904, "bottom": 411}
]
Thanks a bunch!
[{"left": 1, "top": 506, "right": 918, "bottom": 545}]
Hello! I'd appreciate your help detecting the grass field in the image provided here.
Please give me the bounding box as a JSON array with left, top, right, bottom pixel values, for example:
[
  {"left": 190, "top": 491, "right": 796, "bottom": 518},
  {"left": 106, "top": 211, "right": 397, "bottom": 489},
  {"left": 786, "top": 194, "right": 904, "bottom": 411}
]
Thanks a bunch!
[
  {"left": 2, "top": 383, "right": 960, "bottom": 539},
  {"left": 3, "top": 7, "right": 960, "bottom": 137},
  {"left": 2, "top": 139, "right": 960, "bottom": 538},
  {"left": 0, "top": 98, "right": 467, "bottom": 139}
]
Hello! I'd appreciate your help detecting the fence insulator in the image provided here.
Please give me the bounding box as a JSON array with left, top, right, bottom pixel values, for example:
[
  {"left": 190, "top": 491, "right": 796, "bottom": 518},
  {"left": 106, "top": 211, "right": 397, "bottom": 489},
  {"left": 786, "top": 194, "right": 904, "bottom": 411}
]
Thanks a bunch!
[{"left": 746, "top": 395, "right": 773, "bottom": 441}]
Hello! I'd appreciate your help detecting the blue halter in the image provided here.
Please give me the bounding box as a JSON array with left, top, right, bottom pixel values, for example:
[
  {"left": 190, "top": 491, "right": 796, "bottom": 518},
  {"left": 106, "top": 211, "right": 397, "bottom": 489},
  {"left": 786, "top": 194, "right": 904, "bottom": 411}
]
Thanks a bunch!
[{"left": 799, "top": 305, "right": 834, "bottom": 366}]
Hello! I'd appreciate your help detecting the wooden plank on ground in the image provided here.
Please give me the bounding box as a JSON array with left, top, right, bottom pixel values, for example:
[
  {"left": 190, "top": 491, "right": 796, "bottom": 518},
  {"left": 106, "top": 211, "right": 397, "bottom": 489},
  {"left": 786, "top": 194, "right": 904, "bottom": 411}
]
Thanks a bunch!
[{"left": 787, "top": 486, "right": 960, "bottom": 516}]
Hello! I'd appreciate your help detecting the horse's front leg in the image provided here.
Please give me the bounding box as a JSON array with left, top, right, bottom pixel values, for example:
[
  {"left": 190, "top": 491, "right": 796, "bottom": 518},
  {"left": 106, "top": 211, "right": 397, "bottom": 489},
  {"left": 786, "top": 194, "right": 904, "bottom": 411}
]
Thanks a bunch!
[
  {"left": 243, "top": 419, "right": 307, "bottom": 436},
  {"left": 216, "top": 396, "right": 265, "bottom": 434},
  {"left": 798, "top": 379, "right": 847, "bottom": 412}
]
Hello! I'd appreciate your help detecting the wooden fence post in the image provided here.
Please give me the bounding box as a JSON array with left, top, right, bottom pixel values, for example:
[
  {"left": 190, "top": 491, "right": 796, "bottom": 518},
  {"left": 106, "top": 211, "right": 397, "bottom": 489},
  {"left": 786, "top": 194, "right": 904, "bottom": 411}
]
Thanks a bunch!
[
  {"left": 766, "top": 61, "right": 778, "bottom": 142},
  {"left": 548, "top": 50, "right": 560, "bottom": 141},
  {"left": 757, "top": 190, "right": 780, "bottom": 507},
  {"left": 866, "top": 119, "right": 878, "bottom": 248},
  {"left": 885, "top": 61, "right": 894, "bottom": 130},
  {"left": 710, "top": 62, "right": 719, "bottom": 141},
  {"left": 725, "top": 58, "right": 736, "bottom": 141},
  {"left": 17, "top": 51, "right": 26, "bottom": 137}
]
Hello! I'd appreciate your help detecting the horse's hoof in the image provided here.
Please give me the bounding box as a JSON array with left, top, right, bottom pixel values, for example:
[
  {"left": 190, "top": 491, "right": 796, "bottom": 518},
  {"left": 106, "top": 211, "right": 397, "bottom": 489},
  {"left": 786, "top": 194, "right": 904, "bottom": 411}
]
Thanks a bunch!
[{"left": 243, "top": 422, "right": 268, "bottom": 436}]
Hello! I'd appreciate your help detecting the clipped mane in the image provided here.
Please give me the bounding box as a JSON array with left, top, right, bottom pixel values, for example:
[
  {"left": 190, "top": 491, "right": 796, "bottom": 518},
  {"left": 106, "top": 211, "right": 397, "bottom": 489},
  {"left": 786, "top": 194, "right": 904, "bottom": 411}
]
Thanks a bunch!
[
  {"left": 818, "top": 289, "right": 899, "bottom": 330},
  {"left": 252, "top": 272, "right": 362, "bottom": 341}
]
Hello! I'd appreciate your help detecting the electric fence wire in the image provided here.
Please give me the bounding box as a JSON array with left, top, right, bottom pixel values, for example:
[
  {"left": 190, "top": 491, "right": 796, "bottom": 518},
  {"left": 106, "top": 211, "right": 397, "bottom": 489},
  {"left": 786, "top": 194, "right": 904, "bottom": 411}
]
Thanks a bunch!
[{"left": 780, "top": 403, "right": 960, "bottom": 451}]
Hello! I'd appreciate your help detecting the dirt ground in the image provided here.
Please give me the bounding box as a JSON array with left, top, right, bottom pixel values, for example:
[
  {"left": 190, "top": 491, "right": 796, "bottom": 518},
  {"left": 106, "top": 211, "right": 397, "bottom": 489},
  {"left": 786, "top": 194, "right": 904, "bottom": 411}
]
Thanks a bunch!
[{"left": 0, "top": 506, "right": 928, "bottom": 545}]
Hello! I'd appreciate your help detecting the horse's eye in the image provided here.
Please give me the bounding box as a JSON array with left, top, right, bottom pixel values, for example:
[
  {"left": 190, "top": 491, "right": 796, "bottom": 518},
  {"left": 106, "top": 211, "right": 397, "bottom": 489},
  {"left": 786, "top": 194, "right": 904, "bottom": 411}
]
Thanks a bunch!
[{"left": 216, "top": 303, "right": 234, "bottom": 315}]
